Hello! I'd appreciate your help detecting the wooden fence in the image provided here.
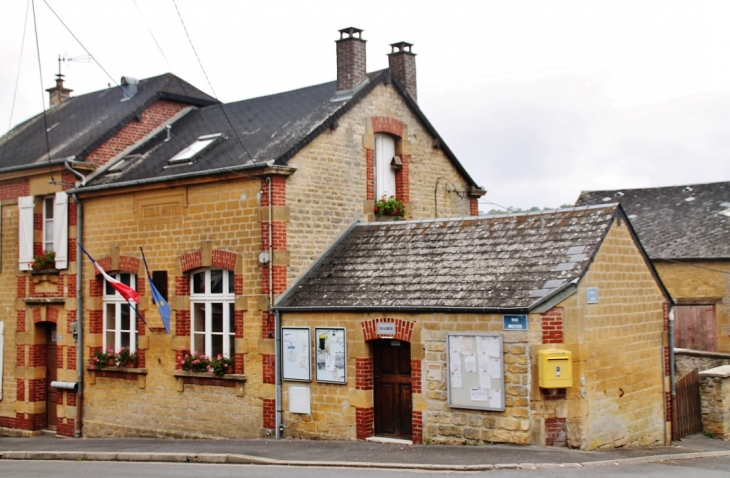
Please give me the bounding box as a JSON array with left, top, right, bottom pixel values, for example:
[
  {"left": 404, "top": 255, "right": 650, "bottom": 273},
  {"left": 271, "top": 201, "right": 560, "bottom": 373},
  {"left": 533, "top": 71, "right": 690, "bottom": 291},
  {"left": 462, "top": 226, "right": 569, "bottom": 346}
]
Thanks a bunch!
[{"left": 673, "top": 368, "right": 703, "bottom": 440}]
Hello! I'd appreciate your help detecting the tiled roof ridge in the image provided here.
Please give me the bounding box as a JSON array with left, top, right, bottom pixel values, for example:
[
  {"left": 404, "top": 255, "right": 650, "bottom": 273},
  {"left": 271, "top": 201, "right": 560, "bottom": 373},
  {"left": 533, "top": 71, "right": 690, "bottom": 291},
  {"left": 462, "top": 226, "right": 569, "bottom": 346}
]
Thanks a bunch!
[{"left": 362, "top": 203, "right": 618, "bottom": 227}]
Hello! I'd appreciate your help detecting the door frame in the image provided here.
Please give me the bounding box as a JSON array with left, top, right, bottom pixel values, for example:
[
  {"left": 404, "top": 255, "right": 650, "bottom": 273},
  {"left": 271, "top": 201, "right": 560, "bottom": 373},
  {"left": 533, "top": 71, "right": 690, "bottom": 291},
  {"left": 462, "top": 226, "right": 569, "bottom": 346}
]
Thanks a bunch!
[{"left": 372, "top": 338, "right": 413, "bottom": 438}]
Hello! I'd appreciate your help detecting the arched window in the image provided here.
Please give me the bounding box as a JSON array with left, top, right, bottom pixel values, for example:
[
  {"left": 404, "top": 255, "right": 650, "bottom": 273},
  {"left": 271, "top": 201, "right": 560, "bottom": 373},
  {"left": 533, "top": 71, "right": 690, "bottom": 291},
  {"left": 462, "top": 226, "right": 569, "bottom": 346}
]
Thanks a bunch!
[
  {"left": 374, "top": 133, "right": 396, "bottom": 199},
  {"left": 103, "top": 272, "right": 137, "bottom": 352},
  {"left": 190, "top": 268, "right": 235, "bottom": 358}
]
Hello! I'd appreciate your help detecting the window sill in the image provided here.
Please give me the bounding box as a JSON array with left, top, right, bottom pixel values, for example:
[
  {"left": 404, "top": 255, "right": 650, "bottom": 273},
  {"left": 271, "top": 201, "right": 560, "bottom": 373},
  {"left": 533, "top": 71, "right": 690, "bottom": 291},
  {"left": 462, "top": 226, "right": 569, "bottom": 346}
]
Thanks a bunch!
[
  {"left": 172, "top": 371, "right": 247, "bottom": 395},
  {"left": 87, "top": 367, "right": 148, "bottom": 387},
  {"left": 29, "top": 268, "right": 60, "bottom": 275}
]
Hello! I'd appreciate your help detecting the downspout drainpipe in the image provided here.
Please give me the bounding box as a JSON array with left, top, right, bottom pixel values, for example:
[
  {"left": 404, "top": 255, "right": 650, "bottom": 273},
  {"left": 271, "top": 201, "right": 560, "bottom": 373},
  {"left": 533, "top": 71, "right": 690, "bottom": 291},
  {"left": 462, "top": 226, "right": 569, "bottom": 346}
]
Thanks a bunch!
[
  {"left": 669, "top": 306, "right": 676, "bottom": 443},
  {"left": 265, "top": 177, "right": 280, "bottom": 438},
  {"left": 275, "top": 310, "right": 282, "bottom": 439},
  {"left": 66, "top": 160, "right": 85, "bottom": 438}
]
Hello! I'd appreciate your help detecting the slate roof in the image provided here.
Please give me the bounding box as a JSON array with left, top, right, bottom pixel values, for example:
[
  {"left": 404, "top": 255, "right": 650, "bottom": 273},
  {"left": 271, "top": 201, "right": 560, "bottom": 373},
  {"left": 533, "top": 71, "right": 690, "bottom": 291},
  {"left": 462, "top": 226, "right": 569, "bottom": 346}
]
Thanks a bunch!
[
  {"left": 0, "top": 74, "right": 217, "bottom": 172},
  {"left": 80, "top": 70, "right": 483, "bottom": 192},
  {"left": 576, "top": 182, "right": 730, "bottom": 260},
  {"left": 276, "top": 204, "right": 637, "bottom": 311}
]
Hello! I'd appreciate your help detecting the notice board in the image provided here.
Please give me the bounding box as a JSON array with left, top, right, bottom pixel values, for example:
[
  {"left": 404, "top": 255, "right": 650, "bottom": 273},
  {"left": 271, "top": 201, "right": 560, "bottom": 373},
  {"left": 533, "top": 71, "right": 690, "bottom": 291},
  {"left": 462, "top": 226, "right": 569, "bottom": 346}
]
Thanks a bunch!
[
  {"left": 282, "top": 327, "right": 311, "bottom": 382},
  {"left": 446, "top": 333, "right": 504, "bottom": 411},
  {"left": 315, "top": 327, "right": 346, "bottom": 384}
]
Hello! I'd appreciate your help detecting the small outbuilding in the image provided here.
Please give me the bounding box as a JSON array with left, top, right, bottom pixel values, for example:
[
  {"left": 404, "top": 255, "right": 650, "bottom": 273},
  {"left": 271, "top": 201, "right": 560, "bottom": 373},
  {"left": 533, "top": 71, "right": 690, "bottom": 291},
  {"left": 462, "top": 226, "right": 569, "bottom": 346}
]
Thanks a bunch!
[{"left": 275, "top": 204, "right": 673, "bottom": 449}]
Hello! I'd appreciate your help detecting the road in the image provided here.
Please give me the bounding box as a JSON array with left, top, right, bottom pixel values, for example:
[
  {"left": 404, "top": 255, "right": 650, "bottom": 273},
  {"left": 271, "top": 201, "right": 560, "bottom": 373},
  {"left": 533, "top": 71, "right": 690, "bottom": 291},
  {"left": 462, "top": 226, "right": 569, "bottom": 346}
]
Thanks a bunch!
[{"left": 1, "top": 457, "right": 729, "bottom": 477}]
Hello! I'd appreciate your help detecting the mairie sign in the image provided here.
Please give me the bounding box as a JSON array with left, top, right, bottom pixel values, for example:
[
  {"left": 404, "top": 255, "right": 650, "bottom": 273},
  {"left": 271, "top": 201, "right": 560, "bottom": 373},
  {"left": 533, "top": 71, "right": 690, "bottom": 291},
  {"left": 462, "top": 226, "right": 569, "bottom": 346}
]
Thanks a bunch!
[{"left": 503, "top": 314, "right": 528, "bottom": 331}]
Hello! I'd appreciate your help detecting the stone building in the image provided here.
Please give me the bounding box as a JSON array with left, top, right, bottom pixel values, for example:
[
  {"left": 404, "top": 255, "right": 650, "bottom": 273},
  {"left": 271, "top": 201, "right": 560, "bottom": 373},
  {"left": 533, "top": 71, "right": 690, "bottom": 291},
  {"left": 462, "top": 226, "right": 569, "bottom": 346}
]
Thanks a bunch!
[
  {"left": 0, "top": 28, "right": 484, "bottom": 438},
  {"left": 577, "top": 182, "right": 730, "bottom": 353},
  {"left": 275, "top": 205, "right": 673, "bottom": 449},
  {"left": 0, "top": 73, "right": 216, "bottom": 437}
]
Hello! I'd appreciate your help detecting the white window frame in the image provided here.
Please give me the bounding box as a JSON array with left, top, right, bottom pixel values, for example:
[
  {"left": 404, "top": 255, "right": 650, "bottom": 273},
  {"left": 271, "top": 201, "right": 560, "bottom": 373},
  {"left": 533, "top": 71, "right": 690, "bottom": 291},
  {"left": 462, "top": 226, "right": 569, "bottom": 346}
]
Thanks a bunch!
[
  {"left": 18, "top": 193, "right": 67, "bottom": 271},
  {"left": 190, "top": 268, "right": 235, "bottom": 358},
  {"left": 374, "top": 133, "right": 397, "bottom": 199},
  {"left": 103, "top": 272, "right": 137, "bottom": 353},
  {"left": 43, "top": 196, "right": 54, "bottom": 252}
]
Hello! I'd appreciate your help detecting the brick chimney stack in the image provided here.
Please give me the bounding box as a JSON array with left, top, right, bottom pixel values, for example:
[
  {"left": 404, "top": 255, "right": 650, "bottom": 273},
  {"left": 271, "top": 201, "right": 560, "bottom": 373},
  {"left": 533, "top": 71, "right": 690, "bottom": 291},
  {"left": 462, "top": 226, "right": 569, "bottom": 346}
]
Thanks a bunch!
[
  {"left": 388, "top": 42, "right": 417, "bottom": 102},
  {"left": 46, "top": 73, "right": 73, "bottom": 107},
  {"left": 336, "top": 27, "right": 367, "bottom": 92}
]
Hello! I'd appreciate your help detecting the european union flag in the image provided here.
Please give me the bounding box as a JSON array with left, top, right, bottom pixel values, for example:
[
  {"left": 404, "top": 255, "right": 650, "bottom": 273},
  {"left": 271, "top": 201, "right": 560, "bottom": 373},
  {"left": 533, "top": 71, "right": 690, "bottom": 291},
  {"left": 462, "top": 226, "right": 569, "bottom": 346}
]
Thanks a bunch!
[
  {"left": 148, "top": 278, "right": 171, "bottom": 334},
  {"left": 140, "top": 247, "right": 171, "bottom": 334}
]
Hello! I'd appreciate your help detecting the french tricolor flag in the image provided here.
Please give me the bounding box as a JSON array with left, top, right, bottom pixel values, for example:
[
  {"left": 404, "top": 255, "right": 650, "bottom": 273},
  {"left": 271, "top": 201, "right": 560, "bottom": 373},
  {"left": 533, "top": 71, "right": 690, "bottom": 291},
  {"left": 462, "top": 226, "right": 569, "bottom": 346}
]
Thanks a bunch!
[{"left": 79, "top": 244, "right": 143, "bottom": 322}]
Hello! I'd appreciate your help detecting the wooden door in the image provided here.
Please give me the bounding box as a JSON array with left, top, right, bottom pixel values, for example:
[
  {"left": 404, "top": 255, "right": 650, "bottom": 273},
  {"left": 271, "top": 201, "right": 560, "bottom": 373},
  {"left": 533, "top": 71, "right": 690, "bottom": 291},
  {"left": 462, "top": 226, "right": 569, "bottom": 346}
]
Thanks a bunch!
[
  {"left": 373, "top": 339, "right": 412, "bottom": 438},
  {"left": 675, "top": 305, "right": 716, "bottom": 352},
  {"left": 46, "top": 324, "right": 57, "bottom": 431}
]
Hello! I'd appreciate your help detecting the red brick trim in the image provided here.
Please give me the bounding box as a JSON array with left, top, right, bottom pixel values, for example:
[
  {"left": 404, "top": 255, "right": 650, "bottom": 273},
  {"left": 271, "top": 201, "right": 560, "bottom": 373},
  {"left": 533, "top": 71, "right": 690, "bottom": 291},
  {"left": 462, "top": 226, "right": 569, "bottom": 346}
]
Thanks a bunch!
[
  {"left": 263, "top": 398, "right": 276, "bottom": 429},
  {"left": 366, "top": 149, "right": 375, "bottom": 201},
  {"left": 56, "top": 418, "right": 75, "bottom": 438},
  {"left": 0, "top": 178, "right": 30, "bottom": 200},
  {"left": 28, "top": 379, "right": 46, "bottom": 403},
  {"left": 411, "top": 359, "right": 422, "bottom": 394},
  {"left": 28, "top": 344, "right": 45, "bottom": 367},
  {"left": 395, "top": 154, "right": 410, "bottom": 204},
  {"left": 361, "top": 318, "right": 414, "bottom": 342},
  {"left": 356, "top": 407, "right": 374, "bottom": 440},
  {"left": 175, "top": 310, "right": 190, "bottom": 337},
  {"left": 470, "top": 198, "right": 479, "bottom": 216},
  {"left": 663, "top": 302, "right": 669, "bottom": 331},
  {"left": 85, "top": 100, "right": 189, "bottom": 167},
  {"left": 541, "top": 307, "right": 564, "bottom": 344},
  {"left": 371, "top": 117, "right": 405, "bottom": 137},
  {"left": 545, "top": 417, "right": 567, "bottom": 447},
  {"left": 94, "top": 370, "right": 140, "bottom": 380},
  {"left": 355, "top": 357, "right": 373, "bottom": 391},
  {"left": 0, "top": 412, "right": 46, "bottom": 431},
  {"left": 18, "top": 310, "right": 26, "bottom": 333},
  {"left": 93, "top": 256, "right": 140, "bottom": 275},
  {"left": 17, "top": 277, "right": 26, "bottom": 299},
  {"left": 234, "top": 352, "right": 244, "bottom": 374},
  {"left": 263, "top": 354, "right": 275, "bottom": 384},
  {"left": 412, "top": 410, "right": 423, "bottom": 444},
  {"left": 212, "top": 250, "right": 238, "bottom": 270},
  {"left": 179, "top": 251, "right": 203, "bottom": 273},
  {"left": 181, "top": 376, "right": 235, "bottom": 387}
]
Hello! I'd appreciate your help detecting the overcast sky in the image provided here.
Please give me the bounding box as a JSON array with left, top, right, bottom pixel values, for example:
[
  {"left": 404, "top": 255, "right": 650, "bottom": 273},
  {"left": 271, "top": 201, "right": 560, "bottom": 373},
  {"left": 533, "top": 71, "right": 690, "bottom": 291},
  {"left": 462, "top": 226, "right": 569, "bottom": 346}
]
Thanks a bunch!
[{"left": 1, "top": 0, "right": 729, "bottom": 210}]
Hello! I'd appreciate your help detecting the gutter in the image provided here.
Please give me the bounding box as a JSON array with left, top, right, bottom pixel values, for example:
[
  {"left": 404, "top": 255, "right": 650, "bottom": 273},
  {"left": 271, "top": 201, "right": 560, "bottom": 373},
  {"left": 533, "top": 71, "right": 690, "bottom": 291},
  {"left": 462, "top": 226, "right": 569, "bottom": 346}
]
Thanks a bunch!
[
  {"left": 273, "top": 304, "right": 531, "bottom": 314},
  {"left": 68, "top": 160, "right": 276, "bottom": 195},
  {"left": 669, "top": 306, "right": 676, "bottom": 442}
]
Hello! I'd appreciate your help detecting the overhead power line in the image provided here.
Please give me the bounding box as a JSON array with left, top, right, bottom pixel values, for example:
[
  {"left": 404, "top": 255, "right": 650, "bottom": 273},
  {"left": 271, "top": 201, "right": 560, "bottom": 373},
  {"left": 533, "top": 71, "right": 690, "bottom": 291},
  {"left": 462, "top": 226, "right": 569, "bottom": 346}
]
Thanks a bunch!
[
  {"left": 172, "top": 0, "right": 256, "bottom": 165},
  {"left": 39, "top": 0, "right": 256, "bottom": 178},
  {"left": 2, "top": 0, "right": 31, "bottom": 164},
  {"left": 32, "top": 0, "right": 55, "bottom": 183}
]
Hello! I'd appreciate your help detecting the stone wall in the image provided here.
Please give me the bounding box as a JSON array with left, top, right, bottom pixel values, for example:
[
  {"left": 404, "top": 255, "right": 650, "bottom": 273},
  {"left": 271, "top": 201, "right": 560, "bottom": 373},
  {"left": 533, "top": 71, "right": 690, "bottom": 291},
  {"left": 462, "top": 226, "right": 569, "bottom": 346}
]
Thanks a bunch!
[
  {"left": 699, "top": 366, "right": 730, "bottom": 440},
  {"left": 531, "top": 219, "right": 668, "bottom": 450},
  {"left": 280, "top": 311, "right": 537, "bottom": 445},
  {"left": 81, "top": 179, "right": 267, "bottom": 438},
  {"left": 675, "top": 349, "right": 730, "bottom": 379},
  {"left": 285, "top": 81, "right": 473, "bottom": 284}
]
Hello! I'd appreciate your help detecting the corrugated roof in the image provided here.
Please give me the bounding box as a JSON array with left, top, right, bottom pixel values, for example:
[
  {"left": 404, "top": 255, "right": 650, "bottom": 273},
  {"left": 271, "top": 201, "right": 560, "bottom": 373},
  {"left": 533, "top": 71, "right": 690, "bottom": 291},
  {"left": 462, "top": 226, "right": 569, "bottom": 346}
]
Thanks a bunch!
[
  {"left": 576, "top": 181, "right": 730, "bottom": 259},
  {"left": 0, "top": 74, "right": 217, "bottom": 172},
  {"left": 277, "top": 205, "right": 620, "bottom": 310}
]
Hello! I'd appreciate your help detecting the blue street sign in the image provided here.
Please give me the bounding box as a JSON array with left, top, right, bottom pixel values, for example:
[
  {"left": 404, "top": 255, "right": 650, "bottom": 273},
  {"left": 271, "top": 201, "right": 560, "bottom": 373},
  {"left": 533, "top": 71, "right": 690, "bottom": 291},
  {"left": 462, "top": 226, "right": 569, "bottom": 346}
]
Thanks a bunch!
[{"left": 503, "top": 314, "right": 528, "bottom": 331}]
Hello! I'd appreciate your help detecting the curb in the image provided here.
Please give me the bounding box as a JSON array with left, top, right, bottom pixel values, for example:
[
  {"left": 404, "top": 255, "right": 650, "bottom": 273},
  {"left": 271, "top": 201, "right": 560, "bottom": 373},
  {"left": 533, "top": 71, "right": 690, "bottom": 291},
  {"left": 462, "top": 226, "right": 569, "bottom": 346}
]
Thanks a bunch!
[{"left": 1, "top": 449, "right": 730, "bottom": 470}]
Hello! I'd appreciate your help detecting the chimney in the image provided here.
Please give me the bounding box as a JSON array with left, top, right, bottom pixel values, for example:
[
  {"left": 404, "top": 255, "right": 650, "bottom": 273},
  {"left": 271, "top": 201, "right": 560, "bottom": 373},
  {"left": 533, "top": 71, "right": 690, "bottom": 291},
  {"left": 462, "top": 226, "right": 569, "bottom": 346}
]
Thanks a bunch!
[
  {"left": 388, "top": 42, "right": 417, "bottom": 102},
  {"left": 336, "top": 27, "right": 367, "bottom": 92},
  {"left": 46, "top": 73, "right": 73, "bottom": 107}
]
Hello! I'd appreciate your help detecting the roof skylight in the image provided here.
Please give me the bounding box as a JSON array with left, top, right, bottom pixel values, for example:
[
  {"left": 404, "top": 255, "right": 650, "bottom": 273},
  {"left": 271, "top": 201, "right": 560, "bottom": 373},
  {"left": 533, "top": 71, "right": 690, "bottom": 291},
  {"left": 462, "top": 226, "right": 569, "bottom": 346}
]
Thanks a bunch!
[{"left": 168, "top": 133, "right": 223, "bottom": 165}]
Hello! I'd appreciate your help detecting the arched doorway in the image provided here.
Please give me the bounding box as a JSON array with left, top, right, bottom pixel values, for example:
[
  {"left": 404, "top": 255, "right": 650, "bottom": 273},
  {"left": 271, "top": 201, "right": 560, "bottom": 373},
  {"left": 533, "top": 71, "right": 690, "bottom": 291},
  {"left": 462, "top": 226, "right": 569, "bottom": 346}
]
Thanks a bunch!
[{"left": 372, "top": 339, "right": 412, "bottom": 438}]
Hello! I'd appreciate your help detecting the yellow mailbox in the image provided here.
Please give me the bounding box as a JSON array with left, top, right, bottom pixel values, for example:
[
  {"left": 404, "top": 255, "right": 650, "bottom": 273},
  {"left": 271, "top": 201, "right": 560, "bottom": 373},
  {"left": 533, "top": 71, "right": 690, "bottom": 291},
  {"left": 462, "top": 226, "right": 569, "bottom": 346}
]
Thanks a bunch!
[{"left": 538, "top": 348, "right": 573, "bottom": 388}]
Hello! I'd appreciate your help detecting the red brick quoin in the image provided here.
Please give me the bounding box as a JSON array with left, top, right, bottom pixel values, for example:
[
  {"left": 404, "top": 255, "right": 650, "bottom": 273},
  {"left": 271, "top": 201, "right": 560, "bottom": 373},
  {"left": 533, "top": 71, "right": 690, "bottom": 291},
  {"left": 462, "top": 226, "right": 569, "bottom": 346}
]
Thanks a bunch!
[
  {"left": 356, "top": 407, "right": 374, "bottom": 440},
  {"left": 541, "top": 307, "right": 564, "bottom": 344}
]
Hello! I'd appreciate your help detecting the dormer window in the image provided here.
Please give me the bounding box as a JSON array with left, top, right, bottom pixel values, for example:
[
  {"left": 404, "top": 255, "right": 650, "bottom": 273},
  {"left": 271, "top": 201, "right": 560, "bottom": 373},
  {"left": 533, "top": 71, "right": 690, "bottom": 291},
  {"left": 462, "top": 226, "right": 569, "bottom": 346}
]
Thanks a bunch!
[{"left": 167, "top": 133, "right": 224, "bottom": 166}]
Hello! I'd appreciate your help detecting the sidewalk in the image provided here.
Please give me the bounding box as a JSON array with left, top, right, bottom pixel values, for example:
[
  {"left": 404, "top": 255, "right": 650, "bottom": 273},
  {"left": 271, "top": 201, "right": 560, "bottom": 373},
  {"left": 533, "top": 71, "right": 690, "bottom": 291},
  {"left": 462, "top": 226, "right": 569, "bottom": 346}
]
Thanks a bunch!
[{"left": 1, "top": 433, "right": 729, "bottom": 470}]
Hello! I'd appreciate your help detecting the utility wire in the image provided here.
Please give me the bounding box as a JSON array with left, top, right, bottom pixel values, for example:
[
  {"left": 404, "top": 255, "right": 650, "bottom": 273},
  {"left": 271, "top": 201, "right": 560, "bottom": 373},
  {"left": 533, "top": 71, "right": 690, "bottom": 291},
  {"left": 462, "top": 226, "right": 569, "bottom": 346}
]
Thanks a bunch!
[
  {"left": 32, "top": 0, "right": 55, "bottom": 183},
  {"left": 41, "top": 0, "right": 250, "bottom": 177},
  {"left": 1, "top": 0, "right": 31, "bottom": 164},
  {"left": 172, "top": 0, "right": 256, "bottom": 165},
  {"left": 657, "top": 258, "right": 730, "bottom": 277},
  {"left": 131, "top": 0, "right": 238, "bottom": 166}
]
